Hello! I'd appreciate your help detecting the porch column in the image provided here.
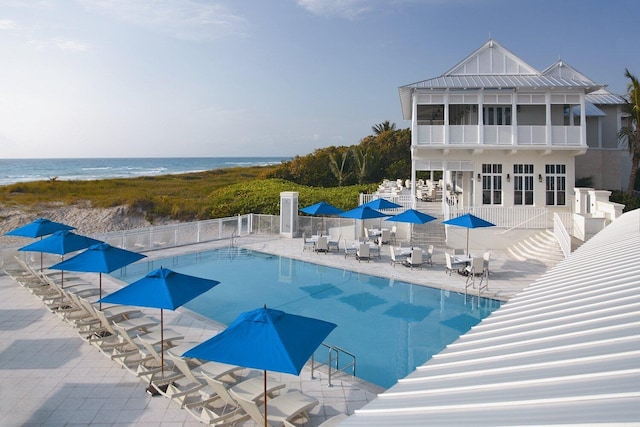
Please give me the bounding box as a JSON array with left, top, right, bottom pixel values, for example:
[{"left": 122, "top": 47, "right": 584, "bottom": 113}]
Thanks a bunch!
[
  {"left": 546, "top": 92, "right": 552, "bottom": 146},
  {"left": 511, "top": 90, "right": 518, "bottom": 145},
  {"left": 478, "top": 89, "right": 484, "bottom": 145},
  {"left": 580, "top": 92, "right": 587, "bottom": 147},
  {"left": 444, "top": 90, "right": 450, "bottom": 144}
]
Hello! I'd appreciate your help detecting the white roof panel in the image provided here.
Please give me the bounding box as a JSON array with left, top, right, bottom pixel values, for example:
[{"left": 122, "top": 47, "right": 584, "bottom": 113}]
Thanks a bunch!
[{"left": 340, "top": 209, "right": 640, "bottom": 426}]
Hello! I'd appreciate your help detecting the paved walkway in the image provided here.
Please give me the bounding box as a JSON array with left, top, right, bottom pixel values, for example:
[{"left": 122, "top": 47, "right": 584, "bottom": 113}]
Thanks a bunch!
[{"left": 0, "top": 236, "right": 552, "bottom": 426}]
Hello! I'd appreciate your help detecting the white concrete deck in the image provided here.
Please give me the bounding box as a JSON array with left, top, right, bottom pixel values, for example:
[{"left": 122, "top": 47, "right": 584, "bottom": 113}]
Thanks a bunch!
[{"left": 0, "top": 236, "right": 551, "bottom": 426}]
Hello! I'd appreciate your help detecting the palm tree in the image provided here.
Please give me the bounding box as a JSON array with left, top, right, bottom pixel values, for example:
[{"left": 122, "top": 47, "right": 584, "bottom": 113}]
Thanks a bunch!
[
  {"left": 352, "top": 146, "right": 369, "bottom": 184},
  {"left": 328, "top": 150, "right": 350, "bottom": 186},
  {"left": 618, "top": 69, "right": 640, "bottom": 195},
  {"left": 372, "top": 120, "right": 396, "bottom": 135}
]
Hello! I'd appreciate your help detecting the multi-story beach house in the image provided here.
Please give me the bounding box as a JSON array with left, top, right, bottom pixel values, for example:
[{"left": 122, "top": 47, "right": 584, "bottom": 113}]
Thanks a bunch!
[{"left": 398, "top": 39, "right": 628, "bottom": 223}]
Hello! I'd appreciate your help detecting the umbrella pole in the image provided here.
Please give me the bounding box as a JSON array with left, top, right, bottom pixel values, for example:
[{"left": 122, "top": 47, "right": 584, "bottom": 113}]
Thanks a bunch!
[
  {"left": 466, "top": 228, "right": 470, "bottom": 255},
  {"left": 99, "top": 273, "right": 102, "bottom": 310},
  {"left": 161, "top": 309, "right": 165, "bottom": 377},
  {"left": 264, "top": 369, "right": 268, "bottom": 427}
]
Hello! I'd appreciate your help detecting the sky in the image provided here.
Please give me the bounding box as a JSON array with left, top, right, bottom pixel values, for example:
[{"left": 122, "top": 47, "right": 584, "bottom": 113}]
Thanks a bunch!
[{"left": 0, "top": 0, "right": 637, "bottom": 159}]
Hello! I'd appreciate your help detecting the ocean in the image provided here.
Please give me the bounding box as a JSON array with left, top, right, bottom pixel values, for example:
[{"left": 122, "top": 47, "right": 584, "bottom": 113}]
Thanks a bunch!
[{"left": 0, "top": 157, "right": 289, "bottom": 186}]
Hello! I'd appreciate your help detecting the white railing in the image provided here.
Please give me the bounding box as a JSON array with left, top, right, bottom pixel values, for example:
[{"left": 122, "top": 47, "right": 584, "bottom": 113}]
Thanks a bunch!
[
  {"left": 417, "top": 124, "right": 582, "bottom": 147},
  {"left": 553, "top": 213, "right": 571, "bottom": 258},
  {"left": 93, "top": 214, "right": 265, "bottom": 252},
  {"left": 444, "top": 205, "right": 550, "bottom": 229}
]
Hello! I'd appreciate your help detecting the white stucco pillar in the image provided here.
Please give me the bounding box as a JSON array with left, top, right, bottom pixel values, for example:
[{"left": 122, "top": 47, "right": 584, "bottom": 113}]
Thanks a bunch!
[{"left": 279, "top": 191, "right": 298, "bottom": 238}]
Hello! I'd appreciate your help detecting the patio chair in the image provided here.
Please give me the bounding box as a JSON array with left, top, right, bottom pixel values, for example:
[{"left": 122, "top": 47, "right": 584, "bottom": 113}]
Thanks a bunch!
[
  {"left": 404, "top": 248, "right": 423, "bottom": 270},
  {"left": 314, "top": 236, "right": 328, "bottom": 254},
  {"left": 389, "top": 246, "right": 403, "bottom": 267},
  {"left": 327, "top": 234, "right": 340, "bottom": 253},
  {"left": 284, "top": 413, "right": 349, "bottom": 427},
  {"left": 369, "top": 239, "right": 382, "bottom": 259},
  {"left": 137, "top": 334, "right": 187, "bottom": 392},
  {"left": 356, "top": 243, "right": 370, "bottom": 263},
  {"left": 231, "top": 389, "right": 319, "bottom": 427},
  {"left": 380, "top": 228, "right": 391, "bottom": 244},
  {"left": 302, "top": 233, "right": 315, "bottom": 252},
  {"left": 343, "top": 238, "right": 357, "bottom": 259},
  {"left": 483, "top": 251, "right": 491, "bottom": 275},
  {"left": 445, "top": 253, "right": 463, "bottom": 276},
  {"left": 201, "top": 371, "right": 285, "bottom": 408},
  {"left": 426, "top": 245, "right": 434, "bottom": 266},
  {"left": 390, "top": 225, "right": 397, "bottom": 244}
]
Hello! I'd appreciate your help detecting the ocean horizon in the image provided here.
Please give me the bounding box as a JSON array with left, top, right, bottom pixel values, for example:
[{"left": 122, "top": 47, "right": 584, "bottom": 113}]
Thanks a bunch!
[{"left": 0, "top": 157, "right": 289, "bottom": 186}]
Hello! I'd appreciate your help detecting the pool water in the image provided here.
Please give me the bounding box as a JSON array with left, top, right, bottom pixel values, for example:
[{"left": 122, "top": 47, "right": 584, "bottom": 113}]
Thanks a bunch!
[{"left": 115, "top": 248, "right": 501, "bottom": 389}]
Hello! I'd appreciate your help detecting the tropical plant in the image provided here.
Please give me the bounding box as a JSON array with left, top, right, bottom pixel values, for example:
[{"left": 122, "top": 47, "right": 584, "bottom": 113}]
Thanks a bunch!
[
  {"left": 618, "top": 68, "right": 640, "bottom": 195},
  {"left": 328, "top": 149, "right": 351, "bottom": 186},
  {"left": 352, "top": 146, "right": 369, "bottom": 184},
  {"left": 372, "top": 120, "right": 396, "bottom": 135}
]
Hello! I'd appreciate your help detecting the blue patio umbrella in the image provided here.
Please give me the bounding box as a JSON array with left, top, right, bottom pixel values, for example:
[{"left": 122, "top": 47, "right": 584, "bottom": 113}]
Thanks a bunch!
[
  {"left": 386, "top": 209, "right": 437, "bottom": 246},
  {"left": 362, "top": 198, "right": 402, "bottom": 210},
  {"left": 50, "top": 242, "right": 146, "bottom": 308},
  {"left": 7, "top": 218, "right": 76, "bottom": 270},
  {"left": 18, "top": 230, "right": 103, "bottom": 286},
  {"left": 340, "top": 206, "right": 389, "bottom": 239},
  {"left": 5, "top": 218, "right": 75, "bottom": 238},
  {"left": 339, "top": 206, "right": 388, "bottom": 220},
  {"left": 300, "top": 201, "right": 343, "bottom": 235},
  {"left": 100, "top": 267, "right": 220, "bottom": 378},
  {"left": 442, "top": 213, "right": 495, "bottom": 254},
  {"left": 299, "top": 201, "right": 343, "bottom": 216},
  {"left": 184, "top": 306, "right": 336, "bottom": 427}
]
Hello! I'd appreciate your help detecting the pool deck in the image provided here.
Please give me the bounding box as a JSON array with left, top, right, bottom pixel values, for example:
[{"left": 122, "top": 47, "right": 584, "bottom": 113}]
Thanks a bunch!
[{"left": 0, "top": 236, "right": 552, "bottom": 426}]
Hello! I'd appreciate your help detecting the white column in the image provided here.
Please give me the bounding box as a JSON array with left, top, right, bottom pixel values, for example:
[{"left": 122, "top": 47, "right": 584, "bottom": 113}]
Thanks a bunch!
[
  {"left": 580, "top": 92, "right": 587, "bottom": 147},
  {"left": 511, "top": 90, "right": 518, "bottom": 145},
  {"left": 546, "top": 92, "right": 552, "bottom": 146},
  {"left": 444, "top": 90, "right": 450, "bottom": 144},
  {"left": 478, "top": 89, "right": 484, "bottom": 145}
]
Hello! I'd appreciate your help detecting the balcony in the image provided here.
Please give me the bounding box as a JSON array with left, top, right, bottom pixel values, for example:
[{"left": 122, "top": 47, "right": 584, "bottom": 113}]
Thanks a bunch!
[{"left": 415, "top": 125, "right": 583, "bottom": 147}]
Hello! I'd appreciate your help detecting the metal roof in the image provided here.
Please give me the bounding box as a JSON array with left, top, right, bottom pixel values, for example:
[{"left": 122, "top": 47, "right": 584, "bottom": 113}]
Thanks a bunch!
[
  {"left": 568, "top": 101, "right": 607, "bottom": 117},
  {"left": 400, "top": 74, "right": 598, "bottom": 91},
  {"left": 340, "top": 208, "right": 640, "bottom": 426},
  {"left": 587, "top": 89, "right": 626, "bottom": 105}
]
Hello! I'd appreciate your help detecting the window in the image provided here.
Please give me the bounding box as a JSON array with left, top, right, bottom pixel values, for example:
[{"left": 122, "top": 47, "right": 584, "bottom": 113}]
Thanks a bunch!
[
  {"left": 449, "top": 104, "right": 475, "bottom": 125},
  {"left": 483, "top": 106, "right": 511, "bottom": 125},
  {"left": 417, "top": 105, "right": 444, "bottom": 125},
  {"left": 482, "top": 164, "right": 502, "bottom": 205},
  {"left": 545, "top": 164, "right": 566, "bottom": 206},
  {"left": 514, "top": 164, "right": 534, "bottom": 205}
]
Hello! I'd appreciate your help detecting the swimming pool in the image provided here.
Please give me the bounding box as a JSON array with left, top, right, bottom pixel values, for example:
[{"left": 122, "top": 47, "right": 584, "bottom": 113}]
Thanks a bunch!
[{"left": 115, "top": 248, "right": 501, "bottom": 389}]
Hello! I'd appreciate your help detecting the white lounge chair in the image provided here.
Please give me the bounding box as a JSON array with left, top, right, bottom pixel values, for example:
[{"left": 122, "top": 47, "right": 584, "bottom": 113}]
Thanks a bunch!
[
  {"left": 380, "top": 228, "right": 391, "bottom": 244},
  {"left": 231, "top": 389, "right": 319, "bottom": 427},
  {"left": 483, "top": 251, "right": 491, "bottom": 275}
]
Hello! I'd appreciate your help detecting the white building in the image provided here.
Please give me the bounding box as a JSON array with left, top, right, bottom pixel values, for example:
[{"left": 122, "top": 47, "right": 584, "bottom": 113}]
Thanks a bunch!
[{"left": 399, "top": 39, "right": 628, "bottom": 215}]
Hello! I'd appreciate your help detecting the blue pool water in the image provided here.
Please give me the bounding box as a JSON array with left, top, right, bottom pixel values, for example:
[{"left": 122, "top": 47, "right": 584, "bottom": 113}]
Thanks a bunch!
[{"left": 115, "top": 248, "right": 501, "bottom": 389}]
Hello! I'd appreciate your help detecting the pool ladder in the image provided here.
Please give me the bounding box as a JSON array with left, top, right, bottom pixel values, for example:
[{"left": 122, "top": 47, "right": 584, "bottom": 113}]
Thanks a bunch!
[{"left": 310, "top": 343, "right": 356, "bottom": 387}]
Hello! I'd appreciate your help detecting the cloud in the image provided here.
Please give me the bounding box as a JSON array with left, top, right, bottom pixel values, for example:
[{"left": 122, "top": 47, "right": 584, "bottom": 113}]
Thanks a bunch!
[
  {"left": 296, "top": 0, "right": 374, "bottom": 18},
  {"left": 76, "top": 0, "right": 248, "bottom": 42},
  {"left": 27, "top": 38, "right": 89, "bottom": 52},
  {"left": 0, "top": 19, "right": 19, "bottom": 31}
]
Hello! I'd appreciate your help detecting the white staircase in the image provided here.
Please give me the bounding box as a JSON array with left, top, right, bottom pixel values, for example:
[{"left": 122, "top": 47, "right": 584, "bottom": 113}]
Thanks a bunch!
[{"left": 507, "top": 230, "right": 565, "bottom": 265}]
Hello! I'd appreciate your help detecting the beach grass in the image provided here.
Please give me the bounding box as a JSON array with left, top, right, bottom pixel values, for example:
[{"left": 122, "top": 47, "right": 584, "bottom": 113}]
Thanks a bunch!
[{"left": 0, "top": 165, "right": 375, "bottom": 222}]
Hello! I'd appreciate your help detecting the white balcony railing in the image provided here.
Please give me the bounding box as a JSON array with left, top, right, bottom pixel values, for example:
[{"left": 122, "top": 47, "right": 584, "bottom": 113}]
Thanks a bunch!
[{"left": 416, "top": 125, "right": 583, "bottom": 147}]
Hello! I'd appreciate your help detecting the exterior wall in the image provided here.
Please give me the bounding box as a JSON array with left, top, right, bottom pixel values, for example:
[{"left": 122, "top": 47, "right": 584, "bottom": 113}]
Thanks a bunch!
[
  {"left": 600, "top": 105, "right": 621, "bottom": 149},
  {"left": 576, "top": 149, "right": 628, "bottom": 191},
  {"left": 413, "top": 148, "right": 576, "bottom": 209}
]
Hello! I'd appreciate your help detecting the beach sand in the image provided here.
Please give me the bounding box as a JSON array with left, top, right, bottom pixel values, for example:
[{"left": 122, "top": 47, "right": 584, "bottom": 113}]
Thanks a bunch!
[{"left": 0, "top": 203, "right": 174, "bottom": 244}]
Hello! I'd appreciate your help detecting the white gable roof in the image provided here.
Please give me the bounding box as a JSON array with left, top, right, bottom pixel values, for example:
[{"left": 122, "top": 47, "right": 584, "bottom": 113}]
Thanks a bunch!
[
  {"left": 399, "top": 40, "right": 604, "bottom": 120},
  {"left": 340, "top": 208, "right": 640, "bottom": 426},
  {"left": 445, "top": 39, "right": 539, "bottom": 76},
  {"left": 542, "top": 59, "right": 596, "bottom": 84}
]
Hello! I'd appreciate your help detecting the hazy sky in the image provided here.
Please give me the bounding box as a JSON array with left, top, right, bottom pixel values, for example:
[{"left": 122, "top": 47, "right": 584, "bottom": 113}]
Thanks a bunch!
[{"left": 0, "top": 0, "right": 637, "bottom": 159}]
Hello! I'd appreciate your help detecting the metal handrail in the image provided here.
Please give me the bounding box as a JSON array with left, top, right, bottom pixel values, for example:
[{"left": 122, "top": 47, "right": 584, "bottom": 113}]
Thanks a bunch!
[{"left": 311, "top": 342, "right": 356, "bottom": 387}]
